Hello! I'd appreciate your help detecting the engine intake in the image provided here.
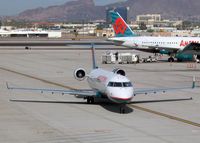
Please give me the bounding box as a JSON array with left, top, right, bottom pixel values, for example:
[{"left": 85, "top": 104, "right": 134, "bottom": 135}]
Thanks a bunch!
[
  {"left": 113, "top": 68, "right": 126, "bottom": 76},
  {"left": 74, "top": 68, "right": 86, "bottom": 81}
]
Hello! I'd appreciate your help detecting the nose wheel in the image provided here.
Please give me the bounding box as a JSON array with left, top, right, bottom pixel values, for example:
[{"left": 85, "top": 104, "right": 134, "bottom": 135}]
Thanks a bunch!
[
  {"left": 86, "top": 97, "right": 94, "bottom": 104},
  {"left": 120, "top": 104, "right": 126, "bottom": 114}
]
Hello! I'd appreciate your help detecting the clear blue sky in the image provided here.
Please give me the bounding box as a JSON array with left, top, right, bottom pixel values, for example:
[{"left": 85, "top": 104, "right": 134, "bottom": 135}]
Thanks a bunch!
[{"left": 0, "top": 0, "right": 124, "bottom": 16}]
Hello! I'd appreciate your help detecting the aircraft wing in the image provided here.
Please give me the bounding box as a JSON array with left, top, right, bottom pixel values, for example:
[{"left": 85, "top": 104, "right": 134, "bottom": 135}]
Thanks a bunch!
[
  {"left": 134, "top": 85, "right": 195, "bottom": 96},
  {"left": 146, "top": 43, "right": 200, "bottom": 55},
  {"left": 107, "top": 37, "right": 125, "bottom": 46},
  {"left": 6, "top": 83, "right": 96, "bottom": 98},
  {"left": 181, "top": 43, "right": 200, "bottom": 54},
  {"left": 146, "top": 45, "right": 178, "bottom": 53}
]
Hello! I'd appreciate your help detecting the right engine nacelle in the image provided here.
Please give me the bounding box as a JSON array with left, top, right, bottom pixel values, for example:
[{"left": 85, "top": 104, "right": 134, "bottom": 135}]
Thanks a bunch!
[
  {"left": 74, "top": 68, "right": 86, "bottom": 81},
  {"left": 112, "top": 68, "right": 126, "bottom": 76}
]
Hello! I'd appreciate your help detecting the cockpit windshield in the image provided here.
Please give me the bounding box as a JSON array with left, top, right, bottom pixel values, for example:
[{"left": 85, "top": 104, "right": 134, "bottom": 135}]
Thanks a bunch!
[
  {"left": 108, "top": 82, "right": 132, "bottom": 87},
  {"left": 123, "top": 82, "right": 133, "bottom": 87}
]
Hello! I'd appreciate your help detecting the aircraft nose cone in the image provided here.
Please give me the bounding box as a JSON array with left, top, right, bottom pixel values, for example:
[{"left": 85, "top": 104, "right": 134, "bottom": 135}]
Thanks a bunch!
[{"left": 107, "top": 87, "right": 134, "bottom": 103}]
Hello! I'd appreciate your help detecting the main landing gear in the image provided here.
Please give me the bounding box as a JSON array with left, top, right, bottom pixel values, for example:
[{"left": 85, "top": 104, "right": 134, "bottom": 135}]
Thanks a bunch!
[
  {"left": 86, "top": 97, "right": 95, "bottom": 104},
  {"left": 168, "top": 57, "right": 175, "bottom": 62}
]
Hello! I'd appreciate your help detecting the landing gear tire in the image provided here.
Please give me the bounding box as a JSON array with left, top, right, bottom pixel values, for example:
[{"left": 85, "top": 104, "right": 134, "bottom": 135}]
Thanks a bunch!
[
  {"left": 168, "top": 57, "right": 174, "bottom": 62},
  {"left": 177, "top": 58, "right": 182, "bottom": 62},
  {"left": 87, "top": 97, "right": 94, "bottom": 104},
  {"left": 120, "top": 105, "right": 126, "bottom": 114}
]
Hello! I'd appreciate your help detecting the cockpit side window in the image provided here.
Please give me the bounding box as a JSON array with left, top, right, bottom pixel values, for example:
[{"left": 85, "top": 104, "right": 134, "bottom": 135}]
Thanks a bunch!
[
  {"left": 123, "top": 82, "right": 133, "bottom": 87},
  {"left": 108, "top": 82, "right": 114, "bottom": 87}
]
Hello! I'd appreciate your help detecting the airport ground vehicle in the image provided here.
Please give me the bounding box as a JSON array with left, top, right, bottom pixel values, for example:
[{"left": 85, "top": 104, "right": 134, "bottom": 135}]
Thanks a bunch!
[
  {"left": 141, "top": 56, "right": 158, "bottom": 63},
  {"left": 101, "top": 52, "right": 116, "bottom": 64},
  {"left": 118, "top": 53, "right": 139, "bottom": 64},
  {"left": 102, "top": 51, "right": 139, "bottom": 64}
]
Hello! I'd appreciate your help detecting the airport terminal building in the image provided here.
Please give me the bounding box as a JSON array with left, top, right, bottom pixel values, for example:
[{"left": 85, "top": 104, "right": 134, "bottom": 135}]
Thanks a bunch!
[{"left": 0, "top": 29, "right": 62, "bottom": 38}]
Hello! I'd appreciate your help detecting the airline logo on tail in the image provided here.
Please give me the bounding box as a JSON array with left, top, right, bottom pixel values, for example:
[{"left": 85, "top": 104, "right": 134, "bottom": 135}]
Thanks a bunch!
[
  {"left": 110, "top": 11, "right": 136, "bottom": 37},
  {"left": 113, "top": 17, "right": 127, "bottom": 35}
]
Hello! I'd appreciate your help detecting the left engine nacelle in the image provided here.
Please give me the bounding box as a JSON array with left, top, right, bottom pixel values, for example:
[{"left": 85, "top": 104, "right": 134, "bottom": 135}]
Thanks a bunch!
[
  {"left": 74, "top": 68, "right": 86, "bottom": 81},
  {"left": 113, "top": 68, "right": 126, "bottom": 76}
]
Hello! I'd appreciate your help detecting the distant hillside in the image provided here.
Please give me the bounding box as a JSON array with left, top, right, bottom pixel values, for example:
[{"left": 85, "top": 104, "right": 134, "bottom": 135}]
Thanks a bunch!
[
  {"left": 15, "top": 0, "right": 200, "bottom": 21},
  {"left": 16, "top": 0, "right": 105, "bottom": 22}
]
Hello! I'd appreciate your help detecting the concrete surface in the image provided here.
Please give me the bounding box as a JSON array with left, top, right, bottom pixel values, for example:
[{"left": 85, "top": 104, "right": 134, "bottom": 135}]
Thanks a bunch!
[{"left": 0, "top": 46, "right": 199, "bottom": 143}]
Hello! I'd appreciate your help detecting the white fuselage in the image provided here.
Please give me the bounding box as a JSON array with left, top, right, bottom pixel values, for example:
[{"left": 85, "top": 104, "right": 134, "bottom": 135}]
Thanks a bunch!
[
  {"left": 110, "top": 36, "right": 200, "bottom": 52},
  {"left": 87, "top": 68, "right": 134, "bottom": 103}
]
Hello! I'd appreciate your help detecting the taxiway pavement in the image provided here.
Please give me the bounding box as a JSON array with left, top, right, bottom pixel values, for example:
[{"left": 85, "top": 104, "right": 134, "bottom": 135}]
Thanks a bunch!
[{"left": 0, "top": 46, "right": 199, "bottom": 143}]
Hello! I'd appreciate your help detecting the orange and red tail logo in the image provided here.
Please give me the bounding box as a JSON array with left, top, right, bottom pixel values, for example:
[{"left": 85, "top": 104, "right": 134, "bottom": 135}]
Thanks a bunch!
[{"left": 113, "top": 17, "right": 127, "bottom": 35}]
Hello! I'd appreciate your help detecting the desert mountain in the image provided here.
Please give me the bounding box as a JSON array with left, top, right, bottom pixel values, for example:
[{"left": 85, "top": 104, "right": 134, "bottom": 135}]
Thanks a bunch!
[{"left": 16, "top": 0, "right": 200, "bottom": 21}]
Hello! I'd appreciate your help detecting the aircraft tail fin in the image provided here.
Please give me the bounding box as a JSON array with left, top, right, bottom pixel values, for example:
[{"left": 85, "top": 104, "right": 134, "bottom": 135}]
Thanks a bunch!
[
  {"left": 109, "top": 11, "right": 136, "bottom": 37},
  {"left": 91, "top": 44, "right": 98, "bottom": 69}
]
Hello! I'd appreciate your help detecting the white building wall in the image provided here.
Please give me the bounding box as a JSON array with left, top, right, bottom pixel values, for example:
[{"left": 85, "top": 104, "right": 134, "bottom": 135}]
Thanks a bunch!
[{"left": 48, "top": 31, "right": 62, "bottom": 38}]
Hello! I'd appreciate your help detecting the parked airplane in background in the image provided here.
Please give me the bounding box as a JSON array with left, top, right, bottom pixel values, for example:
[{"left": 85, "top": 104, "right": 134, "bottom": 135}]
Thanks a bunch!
[
  {"left": 108, "top": 11, "right": 200, "bottom": 62},
  {"left": 7, "top": 45, "right": 197, "bottom": 113}
]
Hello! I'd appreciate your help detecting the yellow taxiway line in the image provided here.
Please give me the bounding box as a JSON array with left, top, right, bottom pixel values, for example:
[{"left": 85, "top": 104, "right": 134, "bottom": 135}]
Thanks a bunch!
[{"left": 129, "top": 104, "right": 200, "bottom": 128}]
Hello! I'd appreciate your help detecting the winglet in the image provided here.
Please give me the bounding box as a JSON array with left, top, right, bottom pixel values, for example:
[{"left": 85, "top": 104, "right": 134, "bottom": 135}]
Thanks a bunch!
[
  {"left": 6, "top": 82, "right": 10, "bottom": 89},
  {"left": 192, "top": 76, "right": 196, "bottom": 89}
]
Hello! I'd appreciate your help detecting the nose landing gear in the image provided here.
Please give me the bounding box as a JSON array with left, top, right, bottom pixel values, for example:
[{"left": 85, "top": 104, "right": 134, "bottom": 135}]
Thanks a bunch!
[{"left": 120, "top": 104, "right": 126, "bottom": 114}]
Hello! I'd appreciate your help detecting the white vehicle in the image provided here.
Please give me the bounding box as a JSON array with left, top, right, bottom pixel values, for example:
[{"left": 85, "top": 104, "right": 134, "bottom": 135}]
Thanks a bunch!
[
  {"left": 7, "top": 45, "right": 197, "bottom": 113},
  {"left": 118, "top": 53, "right": 139, "bottom": 64},
  {"left": 142, "top": 56, "right": 158, "bottom": 63},
  {"left": 108, "top": 11, "right": 200, "bottom": 62},
  {"left": 101, "top": 51, "right": 116, "bottom": 64}
]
